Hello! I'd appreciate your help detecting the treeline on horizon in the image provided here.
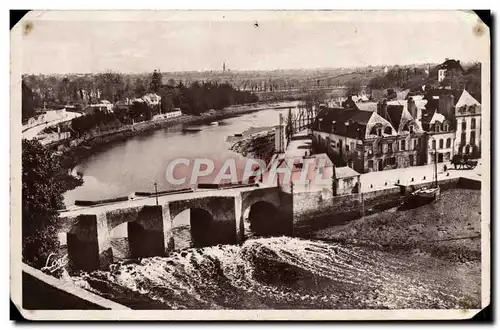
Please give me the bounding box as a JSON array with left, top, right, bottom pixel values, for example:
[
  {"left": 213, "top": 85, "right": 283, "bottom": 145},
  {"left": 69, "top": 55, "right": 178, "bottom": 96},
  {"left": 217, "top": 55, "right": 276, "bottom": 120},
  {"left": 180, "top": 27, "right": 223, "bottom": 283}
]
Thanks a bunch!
[{"left": 22, "top": 70, "right": 259, "bottom": 120}]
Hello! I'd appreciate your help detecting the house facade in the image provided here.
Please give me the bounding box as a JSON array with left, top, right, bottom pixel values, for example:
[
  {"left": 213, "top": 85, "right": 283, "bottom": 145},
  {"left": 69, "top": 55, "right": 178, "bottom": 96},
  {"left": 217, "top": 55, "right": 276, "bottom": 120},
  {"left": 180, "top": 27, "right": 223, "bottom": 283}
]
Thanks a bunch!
[
  {"left": 421, "top": 110, "right": 455, "bottom": 164},
  {"left": 421, "top": 88, "right": 481, "bottom": 159},
  {"left": 435, "top": 58, "right": 464, "bottom": 83},
  {"left": 311, "top": 105, "right": 425, "bottom": 174},
  {"left": 454, "top": 89, "right": 481, "bottom": 157}
]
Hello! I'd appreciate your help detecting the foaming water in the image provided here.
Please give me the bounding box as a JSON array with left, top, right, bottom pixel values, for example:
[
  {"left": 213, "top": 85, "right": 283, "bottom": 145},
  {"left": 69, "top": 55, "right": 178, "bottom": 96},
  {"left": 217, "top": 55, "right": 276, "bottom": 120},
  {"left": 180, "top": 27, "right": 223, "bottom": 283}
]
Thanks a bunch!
[{"left": 70, "top": 237, "right": 468, "bottom": 309}]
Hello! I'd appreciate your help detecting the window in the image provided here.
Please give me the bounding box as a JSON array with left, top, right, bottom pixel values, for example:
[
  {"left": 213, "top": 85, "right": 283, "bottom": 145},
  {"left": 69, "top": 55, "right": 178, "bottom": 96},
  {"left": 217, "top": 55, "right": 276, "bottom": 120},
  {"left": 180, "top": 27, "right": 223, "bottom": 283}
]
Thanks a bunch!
[
  {"left": 388, "top": 143, "right": 393, "bottom": 153},
  {"left": 462, "top": 120, "right": 466, "bottom": 130},
  {"left": 439, "top": 139, "right": 444, "bottom": 149},
  {"left": 470, "top": 131, "right": 476, "bottom": 145},
  {"left": 446, "top": 138, "right": 451, "bottom": 148},
  {"left": 460, "top": 132, "right": 466, "bottom": 146},
  {"left": 432, "top": 140, "right": 436, "bottom": 149},
  {"left": 368, "top": 160, "right": 374, "bottom": 169},
  {"left": 386, "top": 157, "right": 396, "bottom": 166},
  {"left": 471, "top": 118, "right": 476, "bottom": 129},
  {"left": 344, "top": 178, "right": 354, "bottom": 188},
  {"left": 346, "top": 144, "right": 349, "bottom": 152},
  {"left": 443, "top": 123, "right": 448, "bottom": 132},
  {"left": 409, "top": 125, "right": 414, "bottom": 134},
  {"left": 413, "top": 139, "right": 418, "bottom": 150},
  {"left": 377, "top": 143, "right": 383, "bottom": 154},
  {"left": 435, "top": 124, "right": 440, "bottom": 133},
  {"left": 384, "top": 127, "right": 392, "bottom": 135},
  {"left": 400, "top": 140, "right": 406, "bottom": 151},
  {"left": 350, "top": 142, "right": 355, "bottom": 152},
  {"left": 382, "top": 143, "right": 388, "bottom": 154},
  {"left": 377, "top": 128, "right": 382, "bottom": 137}
]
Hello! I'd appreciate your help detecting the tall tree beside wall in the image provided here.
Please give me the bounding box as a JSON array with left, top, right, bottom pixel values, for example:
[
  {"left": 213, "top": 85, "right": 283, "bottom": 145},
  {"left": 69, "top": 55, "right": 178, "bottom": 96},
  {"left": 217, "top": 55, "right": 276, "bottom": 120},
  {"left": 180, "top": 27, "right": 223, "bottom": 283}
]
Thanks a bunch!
[{"left": 22, "top": 80, "right": 35, "bottom": 122}]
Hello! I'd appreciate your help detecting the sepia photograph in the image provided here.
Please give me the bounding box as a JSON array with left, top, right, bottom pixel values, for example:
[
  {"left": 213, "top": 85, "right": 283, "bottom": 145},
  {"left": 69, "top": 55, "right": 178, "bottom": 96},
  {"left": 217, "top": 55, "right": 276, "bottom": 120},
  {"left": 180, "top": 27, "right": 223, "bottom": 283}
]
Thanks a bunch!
[{"left": 10, "top": 10, "right": 490, "bottom": 320}]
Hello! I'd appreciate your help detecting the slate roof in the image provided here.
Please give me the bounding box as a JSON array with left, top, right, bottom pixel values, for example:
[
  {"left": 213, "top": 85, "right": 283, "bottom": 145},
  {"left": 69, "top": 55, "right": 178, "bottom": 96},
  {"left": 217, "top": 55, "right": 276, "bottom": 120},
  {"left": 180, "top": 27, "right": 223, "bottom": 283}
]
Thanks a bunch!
[
  {"left": 314, "top": 107, "right": 373, "bottom": 139},
  {"left": 436, "top": 59, "right": 464, "bottom": 72},
  {"left": 386, "top": 105, "right": 405, "bottom": 130},
  {"left": 455, "top": 89, "right": 481, "bottom": 108}
]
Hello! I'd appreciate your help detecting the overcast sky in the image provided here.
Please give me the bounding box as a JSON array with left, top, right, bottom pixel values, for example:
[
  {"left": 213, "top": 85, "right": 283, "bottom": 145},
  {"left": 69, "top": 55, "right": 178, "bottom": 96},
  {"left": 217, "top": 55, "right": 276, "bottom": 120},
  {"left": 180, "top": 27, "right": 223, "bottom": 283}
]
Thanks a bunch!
[{"left": 19, "top": 11, "right": 487, "bottom": 74}]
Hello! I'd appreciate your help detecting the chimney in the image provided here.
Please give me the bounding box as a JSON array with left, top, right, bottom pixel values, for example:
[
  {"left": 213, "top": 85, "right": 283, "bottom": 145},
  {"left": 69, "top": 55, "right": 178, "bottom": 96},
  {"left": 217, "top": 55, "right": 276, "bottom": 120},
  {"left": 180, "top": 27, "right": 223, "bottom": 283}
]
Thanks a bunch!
[
  {"left": 377, "top": 99, "right": 388, "bottom": 119},
  {"left": 438, "top": 93, "right": 455, "bottom": 121}
]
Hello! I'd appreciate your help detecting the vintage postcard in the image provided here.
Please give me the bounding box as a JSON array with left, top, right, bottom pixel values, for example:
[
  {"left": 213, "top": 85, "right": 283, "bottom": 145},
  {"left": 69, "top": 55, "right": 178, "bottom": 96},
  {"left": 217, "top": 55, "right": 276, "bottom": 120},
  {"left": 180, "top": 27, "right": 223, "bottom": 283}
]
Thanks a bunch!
[{"left": 10, "top": 10, "right": 490, "bottom": 320}]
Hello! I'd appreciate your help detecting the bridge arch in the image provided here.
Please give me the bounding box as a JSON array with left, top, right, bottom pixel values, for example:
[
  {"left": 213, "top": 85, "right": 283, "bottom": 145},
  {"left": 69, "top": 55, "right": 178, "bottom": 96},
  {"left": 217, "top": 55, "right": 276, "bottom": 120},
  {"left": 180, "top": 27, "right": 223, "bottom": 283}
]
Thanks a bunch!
[
  {"left": 243, "top": 201, "right": 283, "bottom": 239},
  {"left": 171, "top": 207, "right": 214, "bottom": 249},
  {"left": 105, "top": 205, "right": 166, "bottom": 259},
  {"left": 240, "top": 187, "right": 293, "bottom": 240}
]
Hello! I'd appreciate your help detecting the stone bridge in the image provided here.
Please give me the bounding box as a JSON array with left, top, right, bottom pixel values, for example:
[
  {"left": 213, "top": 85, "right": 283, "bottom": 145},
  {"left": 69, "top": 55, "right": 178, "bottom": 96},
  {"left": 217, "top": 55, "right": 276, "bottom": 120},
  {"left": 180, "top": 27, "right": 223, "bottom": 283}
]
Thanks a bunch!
[{"left": 58, "top": 185, "right": 293, "bottom": 272}]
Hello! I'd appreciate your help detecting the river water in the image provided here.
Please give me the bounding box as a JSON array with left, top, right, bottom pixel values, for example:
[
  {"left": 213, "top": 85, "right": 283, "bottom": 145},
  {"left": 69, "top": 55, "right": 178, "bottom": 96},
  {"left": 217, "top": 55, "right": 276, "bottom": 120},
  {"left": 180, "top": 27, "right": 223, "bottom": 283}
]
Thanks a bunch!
[
  {"left": 63, "top": 105, "right": 474, "bottom": 310},
  {"left": 71, "top": 236, "right": 473, "bottom": 309},
  {"left": 63, "top": 105, "right": 296, "bottom": 206}
]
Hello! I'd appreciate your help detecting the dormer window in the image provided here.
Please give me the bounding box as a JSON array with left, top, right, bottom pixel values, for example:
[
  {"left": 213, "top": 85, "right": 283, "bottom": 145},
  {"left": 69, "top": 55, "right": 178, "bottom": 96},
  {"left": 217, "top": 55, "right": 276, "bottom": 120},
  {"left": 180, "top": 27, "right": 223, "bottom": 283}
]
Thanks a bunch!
[
  {"left": 409, "top": 125, "right": 414, "bottom": 134},
  {"left": 377, "top": 128, "right": 382, "bottom": 137},
  {"left": 443, "top": 123, "right": 449, "bottom": 132},
  {"left": 384, "top": 127, "right": 392, "bottom": 135},
  {"left": 435, "top": 123, "right": 441, "bottom": 133}
]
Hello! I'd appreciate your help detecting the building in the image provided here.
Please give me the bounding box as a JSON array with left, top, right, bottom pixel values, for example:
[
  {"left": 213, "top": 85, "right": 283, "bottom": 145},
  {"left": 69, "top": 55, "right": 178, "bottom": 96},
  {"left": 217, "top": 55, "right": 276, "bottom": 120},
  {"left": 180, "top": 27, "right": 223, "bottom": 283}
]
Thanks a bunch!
[
  {"left": 311, "top": 105, "right": 425, "bottom": 174},
  {"left": 435, "top": 58, "right": 464, "bottom": 83},
  {"left": 152, "top": 109, "right": 182, "bottom": 121},
  {"left": 380, "top": 99, "right": 427, "bottom": 167},
  {"left": 83, "top": 101, "right": 114, "bottom": 115},
  {"left": 454, "top": 89, "right": 481, "bottom": 156},
  {"left": 334, "top": 166, "right": 361, "bottom": 195},
  {"left": 421, "top": 88, "right": 481, "bottom": 159},
  {"left": 421, "top": 110, "right": 455, "bottom": 164}
]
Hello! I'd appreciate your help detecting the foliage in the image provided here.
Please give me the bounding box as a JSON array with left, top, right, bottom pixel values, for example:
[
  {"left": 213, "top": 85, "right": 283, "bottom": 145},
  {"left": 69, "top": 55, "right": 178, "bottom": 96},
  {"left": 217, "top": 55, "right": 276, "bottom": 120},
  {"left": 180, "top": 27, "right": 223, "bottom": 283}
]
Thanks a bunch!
[
  {"left": 22, "top": 139, "right": 65, "bottom": 267},
  {"left": 367, "top": 66, "right": 429, "bottom": 91},
  {"left": 71, "top": 110, "right": 124, "bottom": 135},
  {"left": 345, "top": 78, "right": 362, "bottom": 96},
  {"left": 150, "top": 70, "right": 162, "bottom": 93}
]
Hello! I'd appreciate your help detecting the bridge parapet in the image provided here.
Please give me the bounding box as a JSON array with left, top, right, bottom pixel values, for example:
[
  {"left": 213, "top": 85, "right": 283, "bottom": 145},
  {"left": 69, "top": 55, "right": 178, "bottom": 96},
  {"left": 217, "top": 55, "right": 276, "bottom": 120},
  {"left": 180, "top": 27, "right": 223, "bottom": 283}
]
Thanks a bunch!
[{"left": 58, "top": 186, "right": 294, "bottom": 272}]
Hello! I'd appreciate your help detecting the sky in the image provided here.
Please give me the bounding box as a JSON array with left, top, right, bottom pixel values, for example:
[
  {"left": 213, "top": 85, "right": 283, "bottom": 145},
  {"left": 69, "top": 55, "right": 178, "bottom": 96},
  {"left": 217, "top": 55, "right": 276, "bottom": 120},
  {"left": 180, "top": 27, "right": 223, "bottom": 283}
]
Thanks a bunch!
[{"left": 18, "top": 10, "right": 488, "bottom": 74}]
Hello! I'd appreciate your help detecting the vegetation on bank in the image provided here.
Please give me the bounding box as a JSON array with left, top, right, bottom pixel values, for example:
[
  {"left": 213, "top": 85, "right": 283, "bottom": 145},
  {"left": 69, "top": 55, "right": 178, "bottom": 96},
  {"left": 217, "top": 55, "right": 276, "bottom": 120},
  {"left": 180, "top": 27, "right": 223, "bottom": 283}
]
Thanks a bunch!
[
  {"left": 22, "top": 70, "right": 259, "bottom": 123},
  {"left": 22, "top": 139, "right": 82, "bottom": 268}
]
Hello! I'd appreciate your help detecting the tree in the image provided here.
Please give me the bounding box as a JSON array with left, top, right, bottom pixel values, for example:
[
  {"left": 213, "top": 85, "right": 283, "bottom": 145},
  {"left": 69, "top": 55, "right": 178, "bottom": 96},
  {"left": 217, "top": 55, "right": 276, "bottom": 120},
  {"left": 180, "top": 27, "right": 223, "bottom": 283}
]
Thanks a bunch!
[
  {"left": 22, "top": 139, "right": 64, "bottom": 268},
  {"left": 150, "top": 70, "right": 162, "bottom": 93},
  {"left": 134, "top": 78, "right": 147, "bottom": 97},
  {"left": 345, "top": 78, "right": 362, "bottom": 97},
  {"left": 22, "top": 80, "right": 35, "bottom": 122}
]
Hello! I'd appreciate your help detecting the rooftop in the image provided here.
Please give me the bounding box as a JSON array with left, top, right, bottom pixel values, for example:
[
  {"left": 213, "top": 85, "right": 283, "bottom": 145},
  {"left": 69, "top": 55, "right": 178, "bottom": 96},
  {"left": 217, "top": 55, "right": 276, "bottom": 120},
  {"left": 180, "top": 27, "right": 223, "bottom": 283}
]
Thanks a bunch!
[
  {"left": 335, "top": 166, "right": 361, "bottom": 179},
  {"left": 455, "top": 89, "right": 481, "bottom": 108}
]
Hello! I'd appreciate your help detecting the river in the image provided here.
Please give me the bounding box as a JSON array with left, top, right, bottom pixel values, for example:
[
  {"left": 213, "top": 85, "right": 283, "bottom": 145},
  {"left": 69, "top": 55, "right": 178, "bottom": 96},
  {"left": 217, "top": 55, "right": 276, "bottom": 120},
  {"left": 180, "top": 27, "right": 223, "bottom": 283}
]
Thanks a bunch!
[{"left": 63, "top": 105, "right": 297, "bottom": 206}]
